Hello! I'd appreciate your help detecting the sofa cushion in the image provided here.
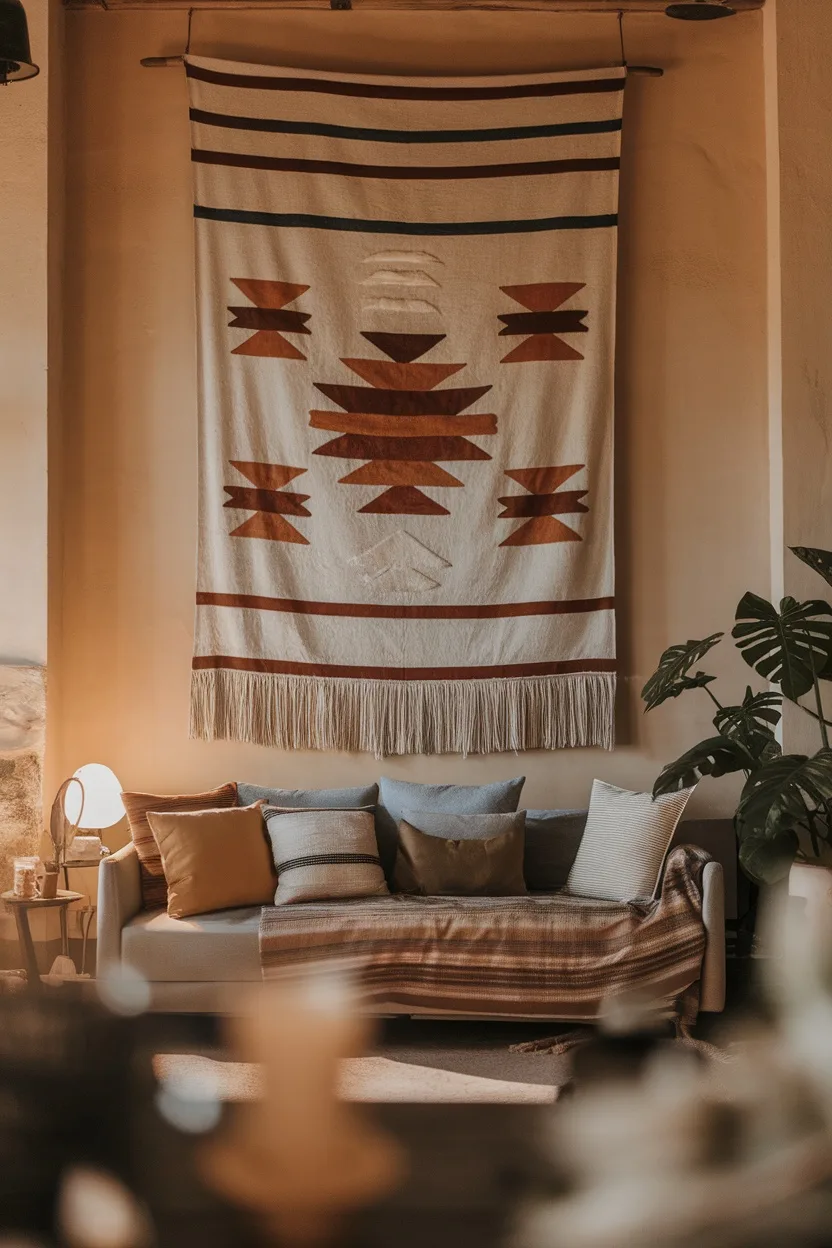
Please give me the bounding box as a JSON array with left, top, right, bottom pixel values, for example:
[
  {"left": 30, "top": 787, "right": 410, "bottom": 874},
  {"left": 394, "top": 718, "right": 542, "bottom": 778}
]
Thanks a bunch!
[
  {"left": 121, "top": 906, "right": 262, "bottom": 982},
  {"left": 565, "top": 780, "right": 695, "bottom": 902},
  {"left": 264, "top": 808, "right": 389, "bottom": 904},
  {"left": 524, "top": 810, "right": 587, "bottom": 890},
  {"left": 122, "top": 782, "right": 238, "bottom": 911},
  {"left": 147, "top": 804, "right": 276, "bottom": 919},
  {"left": 394, "top": 815, "right": 527, "bottom": 896},
  {"left": 376, "top": 776, "right": 525, "bottom": 878},
  {"left": 237, "top": 782, "right": 378, "bottom": 810}
]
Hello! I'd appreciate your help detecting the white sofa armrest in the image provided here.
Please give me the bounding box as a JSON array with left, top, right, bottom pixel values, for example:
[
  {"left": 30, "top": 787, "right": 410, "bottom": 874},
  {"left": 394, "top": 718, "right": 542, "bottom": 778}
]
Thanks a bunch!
[
  {"left": 97, "top": 843, "right": 142, "bottom": 976},
  {"left": 700, "top": 860, "right": 726, "bottom": 1012}
]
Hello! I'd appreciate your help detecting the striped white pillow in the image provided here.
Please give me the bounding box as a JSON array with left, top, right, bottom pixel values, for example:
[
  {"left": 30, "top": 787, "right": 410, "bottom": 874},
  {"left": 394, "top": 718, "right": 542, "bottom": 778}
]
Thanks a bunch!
[
  {"left": 565, "top": 780, "right": 695, "bottom": 902},
  {"left": 264, "top": 807, "right": 388, "bottom": 905}
]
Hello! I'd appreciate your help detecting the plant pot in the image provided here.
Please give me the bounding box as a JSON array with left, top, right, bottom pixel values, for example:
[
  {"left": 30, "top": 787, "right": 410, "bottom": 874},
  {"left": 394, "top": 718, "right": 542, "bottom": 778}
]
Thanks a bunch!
[{"left": 788, "top": 860, "right": 832, "bottom": 936}]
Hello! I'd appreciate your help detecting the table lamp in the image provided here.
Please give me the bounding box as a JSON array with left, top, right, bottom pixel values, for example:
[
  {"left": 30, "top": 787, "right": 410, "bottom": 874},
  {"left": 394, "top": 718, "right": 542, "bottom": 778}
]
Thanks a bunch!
[{"left": 52, "top": 764, "right": 125, "bottom": 868}]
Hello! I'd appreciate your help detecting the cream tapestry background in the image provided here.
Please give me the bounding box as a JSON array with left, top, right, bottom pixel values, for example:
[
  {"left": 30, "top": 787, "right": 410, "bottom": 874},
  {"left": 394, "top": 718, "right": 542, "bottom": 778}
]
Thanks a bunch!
[{"left": 188, "top": 57, "right": 622, "bottom": 756}]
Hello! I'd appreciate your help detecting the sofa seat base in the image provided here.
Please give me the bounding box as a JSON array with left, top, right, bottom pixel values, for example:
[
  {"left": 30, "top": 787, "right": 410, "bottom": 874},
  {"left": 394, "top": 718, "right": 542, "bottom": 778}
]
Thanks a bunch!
[{"left": 122, "top": 906, "right": 262, "bottom": 983}]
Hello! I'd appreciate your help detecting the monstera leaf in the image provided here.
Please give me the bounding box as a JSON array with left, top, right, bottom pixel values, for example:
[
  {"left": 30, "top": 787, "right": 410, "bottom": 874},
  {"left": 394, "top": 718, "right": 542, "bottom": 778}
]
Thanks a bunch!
[
  {"left": 652, "top": 735, "right": 755, "bottom": 797},
  {"left": 738, "top": 828, "right": 800, "bottom": 886},
  {"left": 732, "top": 593, "right": 832, "bottom": 700},
  {"left": 736, "top": 750, "right": 832, "bottom": 847},
  {"left": 791, "top": 546, "right": 832, "bottom": 591},
  {"left": 642, "top": 633, "right": 723, "bottom": 712},
  {"left": 713, "top": 688, "right": 781, "bottom": 763}
]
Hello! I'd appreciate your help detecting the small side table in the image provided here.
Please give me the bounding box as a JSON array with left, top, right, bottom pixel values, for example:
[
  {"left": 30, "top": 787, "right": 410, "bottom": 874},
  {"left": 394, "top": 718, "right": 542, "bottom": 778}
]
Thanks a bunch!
[
  {"left": 62, "top": 854, "right": 107, "bottom": 976},
  {"left": 1, "top": 891, "right": 84, "bottom": 990}
]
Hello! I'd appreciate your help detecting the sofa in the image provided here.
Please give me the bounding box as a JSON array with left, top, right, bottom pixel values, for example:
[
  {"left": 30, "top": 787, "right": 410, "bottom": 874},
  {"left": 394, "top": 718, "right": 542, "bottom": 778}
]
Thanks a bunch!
[{"left": 97, "top": 808, "right": 729, "bottom": 1018}]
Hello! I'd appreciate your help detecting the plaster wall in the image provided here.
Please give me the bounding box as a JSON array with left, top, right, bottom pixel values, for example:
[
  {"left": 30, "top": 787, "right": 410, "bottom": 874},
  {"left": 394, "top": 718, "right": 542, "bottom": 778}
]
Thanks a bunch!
[
  {"left": 775, "top": 0, "right": 832, "bottom": 755},
  {"left": 0, "top": 0, "right": 50, "bottom": 668}
]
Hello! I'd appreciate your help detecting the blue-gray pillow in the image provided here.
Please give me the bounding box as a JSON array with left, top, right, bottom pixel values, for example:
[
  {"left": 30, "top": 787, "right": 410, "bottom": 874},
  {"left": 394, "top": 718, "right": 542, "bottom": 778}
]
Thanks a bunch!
[
  {"left": 237, "top": 782, "right": 379, "bottom": 810},
  {"left": 376, "top": 776, "right": 525, "bottom": 877},
  {"left": 523, "top": 810, "right": 588, "bottom": 891},
  {"left": 400, "top": 810, "right": 525, "bottom": 842}
]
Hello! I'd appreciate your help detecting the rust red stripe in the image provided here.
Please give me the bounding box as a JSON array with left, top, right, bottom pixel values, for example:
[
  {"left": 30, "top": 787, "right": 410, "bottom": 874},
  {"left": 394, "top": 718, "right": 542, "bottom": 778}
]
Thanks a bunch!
[
  {"left": 192, "top": 150, "right": 621, "bottom": 179},
  {"left": 185, "top": 62, "right": 625, "bottom": 101},
  {"left": 193, "top": 655, "right": 616, "bottom": 680},
  {"left": 196, "top": 592, "right": 615, "bottom": 620}
]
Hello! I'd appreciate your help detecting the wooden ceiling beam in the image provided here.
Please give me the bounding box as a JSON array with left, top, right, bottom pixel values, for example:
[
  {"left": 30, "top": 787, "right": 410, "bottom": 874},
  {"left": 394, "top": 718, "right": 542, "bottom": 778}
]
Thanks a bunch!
[{"left": 64, "top": 0, "right": 765, "bottom": 13}]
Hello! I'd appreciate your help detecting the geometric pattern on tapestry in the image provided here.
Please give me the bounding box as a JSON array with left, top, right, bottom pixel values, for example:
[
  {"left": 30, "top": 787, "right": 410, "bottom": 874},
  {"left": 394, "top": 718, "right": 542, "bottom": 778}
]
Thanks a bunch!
[
  {"left": 187, "top": 55, "right": 623, "bottom": 757},
  {"left": 499, "top": 465, "right": 588, "bottom": 546},
  {"left": 228, "top": 278, "right": 311, "bottom": 359},
  {"left": 349, "top": 530, "right": 452, "bottom": 593},
  {"left": 224, "top": 461, "right": 310, "bottom": 543},
  {"left": 499, "top": 282, "right": 588, "bottom": 364},
  {"left": 311, "top": 332, "right": 495, "bottom": 516}
]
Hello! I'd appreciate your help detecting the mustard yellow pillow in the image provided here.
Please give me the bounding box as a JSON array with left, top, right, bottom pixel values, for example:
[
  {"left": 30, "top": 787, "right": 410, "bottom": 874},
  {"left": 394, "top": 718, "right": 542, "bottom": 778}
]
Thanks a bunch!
[{"left": 147, "top": 803, "right": 275, "bottom": 919}]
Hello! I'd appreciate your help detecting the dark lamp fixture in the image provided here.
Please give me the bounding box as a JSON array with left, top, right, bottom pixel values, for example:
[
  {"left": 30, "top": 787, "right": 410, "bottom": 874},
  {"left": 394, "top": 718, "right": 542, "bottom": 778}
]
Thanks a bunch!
[
  {"left": 0, "top": 0, "right": 38, "bottom": 85},
  {"left": 666, "top": 2, "right": 736, "bottom": 17}
]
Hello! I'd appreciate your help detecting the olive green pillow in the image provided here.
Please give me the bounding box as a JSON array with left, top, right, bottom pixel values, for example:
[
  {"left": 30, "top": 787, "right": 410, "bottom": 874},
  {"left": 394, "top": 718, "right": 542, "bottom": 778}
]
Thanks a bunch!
[{"left": 394, "top": 815, "right": 527, "bottom": 897}]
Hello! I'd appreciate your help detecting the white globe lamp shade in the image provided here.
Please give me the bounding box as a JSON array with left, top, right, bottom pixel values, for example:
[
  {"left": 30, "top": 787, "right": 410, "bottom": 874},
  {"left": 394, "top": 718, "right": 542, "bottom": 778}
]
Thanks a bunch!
[{"left": 63, "top": 763, "right": 125, "bottom": 830}]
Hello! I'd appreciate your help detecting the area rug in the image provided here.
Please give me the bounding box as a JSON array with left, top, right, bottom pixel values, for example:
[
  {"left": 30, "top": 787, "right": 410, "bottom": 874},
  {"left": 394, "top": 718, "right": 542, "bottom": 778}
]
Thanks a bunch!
[
  {"left": 154, "top": 1053, "right": 559, "bottom": 1104},
  {"left": 186, "top": 57, "right": 623, "bottom": 756}
]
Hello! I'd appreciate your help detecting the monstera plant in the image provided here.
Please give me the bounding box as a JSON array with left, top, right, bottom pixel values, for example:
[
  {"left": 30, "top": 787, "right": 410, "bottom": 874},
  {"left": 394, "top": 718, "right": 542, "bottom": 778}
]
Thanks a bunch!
[{"left": 642, "top": 546, "right": 832, "bottom": 886}]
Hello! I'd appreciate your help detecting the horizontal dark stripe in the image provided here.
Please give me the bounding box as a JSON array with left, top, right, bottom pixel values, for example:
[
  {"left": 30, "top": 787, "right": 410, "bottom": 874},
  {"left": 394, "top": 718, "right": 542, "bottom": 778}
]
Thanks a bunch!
[
  {"left": 274, "top": 853, "right": 381, "bottom": 875},
  {"left": 194, "top": 205, "right": 619, "bottom": 237},
  {"left": 193, "top": 149, "right": 621, "bottom": 180},
  {"left": 227, "top": 306, "right": 311, "bottom": 331},
  {"left": 186, "top": 61, "right": 625, "bottom": 101},
  {"left": 189, "top": 107, "right": 623, "bottom": 145},
  {"left": 196, "top": 592, "right": 615, "bottom": 620},
  {"left": 314, "top": 382, "right": 491, "bottom": 416},
  {"left": 498, "top": 310, "right": 589, "bottom": 335},
  {"left": 193, "top": 655, "right": 617, "bottom": 680}
]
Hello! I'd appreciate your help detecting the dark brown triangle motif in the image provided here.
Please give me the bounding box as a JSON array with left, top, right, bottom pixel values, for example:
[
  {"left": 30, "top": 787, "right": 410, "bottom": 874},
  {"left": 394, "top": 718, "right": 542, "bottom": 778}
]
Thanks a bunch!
[{"left": 361, "top": 332, "right": 446, "bottom": 363}]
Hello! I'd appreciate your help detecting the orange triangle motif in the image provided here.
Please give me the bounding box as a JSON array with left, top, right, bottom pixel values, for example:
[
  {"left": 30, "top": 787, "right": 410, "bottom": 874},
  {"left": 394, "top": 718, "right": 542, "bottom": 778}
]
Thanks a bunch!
[
  {"left": 229, "top": 512, "right": 309, "bottom": 544},
  {"left": 230, "top": 279, "right": 310, "bottom": 309},
  {"left": 501, "top": 335, "right": 584, "bottom": 364},
  {"left": 500, "top": 282, "right": 586, "bottom": 312},
  {"left": 500, "top": 516, "right": 582, "bottom": 546},
  {"left": 340, "top": 359, "right": 466, "bottom": 390},
  {"left": 232, "top": 331, "right": 306, "bottom": 360},
  {"left": 229, "top": 462, "right": 306, "bottom": 490},
  {"left": 505, "top": 465, "right": 583, "bottom": 494},
  {"left": 339, "top": 461, "right": 464, "bottom": 487}
]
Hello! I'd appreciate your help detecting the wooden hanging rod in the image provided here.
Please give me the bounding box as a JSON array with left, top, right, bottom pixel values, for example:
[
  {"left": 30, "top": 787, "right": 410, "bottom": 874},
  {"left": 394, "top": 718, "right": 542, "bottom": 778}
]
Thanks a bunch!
[{"left": 67, "top": 0, "right": 765, "bottom": 12}]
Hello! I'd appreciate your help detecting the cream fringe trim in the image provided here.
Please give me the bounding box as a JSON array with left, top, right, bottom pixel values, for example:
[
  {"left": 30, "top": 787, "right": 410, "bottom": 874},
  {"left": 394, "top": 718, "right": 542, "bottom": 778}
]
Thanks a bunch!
[{"left": 190, "top": 669, "right": 615, "bottom": 758}]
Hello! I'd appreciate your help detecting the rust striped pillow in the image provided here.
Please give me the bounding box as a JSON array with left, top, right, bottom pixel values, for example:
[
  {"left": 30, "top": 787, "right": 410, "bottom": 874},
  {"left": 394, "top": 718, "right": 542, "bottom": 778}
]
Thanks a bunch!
[{"left": 122, "top": 782, "right": 238, "bottom": 910}]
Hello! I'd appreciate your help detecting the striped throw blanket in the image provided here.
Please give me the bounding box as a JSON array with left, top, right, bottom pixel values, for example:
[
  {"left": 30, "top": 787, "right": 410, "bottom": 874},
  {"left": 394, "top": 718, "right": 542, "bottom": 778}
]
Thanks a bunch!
[
  {"left": 186, "top": 57, "right": 622, "bottom": 757},
  {"left": 259, "top": 846, "right": 709, "bottom": 1021}
]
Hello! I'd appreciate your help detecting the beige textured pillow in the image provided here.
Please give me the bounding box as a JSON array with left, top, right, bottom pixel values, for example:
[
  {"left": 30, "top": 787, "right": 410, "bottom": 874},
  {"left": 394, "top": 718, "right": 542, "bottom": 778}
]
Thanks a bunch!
[
  {"left": 263, "top": 808, "right": 388, "bottom": 905},
  {"left": 565, "top": 779, "right": 695, "bottom": 902},
  {"left": 147, "top": 803, "right": 276, "bottom": 919},
  {"left": 122, "top": 782, "right": 238, "bottom": 910},
  {"left": 394, "top": 817, "right": 527, "bottom": 897}
]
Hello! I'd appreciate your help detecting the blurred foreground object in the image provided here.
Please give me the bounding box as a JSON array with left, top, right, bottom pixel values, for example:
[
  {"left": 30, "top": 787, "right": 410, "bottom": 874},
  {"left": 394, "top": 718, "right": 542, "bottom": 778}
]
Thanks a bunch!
[
  {"left": 0, "top": 995, "right": 136, "bottom": 1237},
  {"left": 515, "top": 891, "right": 832, "bottom": 1248},
  {"left": 201, "top": 975, "right": 405, "bottom": 1245}
]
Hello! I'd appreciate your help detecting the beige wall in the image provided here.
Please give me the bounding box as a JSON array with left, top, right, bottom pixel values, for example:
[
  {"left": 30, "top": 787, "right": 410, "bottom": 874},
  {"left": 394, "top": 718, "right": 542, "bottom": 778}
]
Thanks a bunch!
[
  {"left": 52, "top": 9, "right": 769, "bottom": 825},
  {"left": 0, "top": 0, "right": 50, "bottom": 668},
  {"left": 775, "top": 0, "right": 832, "bottom": 756}
]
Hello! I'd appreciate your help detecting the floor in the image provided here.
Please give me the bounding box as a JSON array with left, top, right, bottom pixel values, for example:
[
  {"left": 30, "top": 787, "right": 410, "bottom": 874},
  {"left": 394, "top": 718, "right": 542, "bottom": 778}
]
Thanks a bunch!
[{"left": 376, "top": 1016, "right": 574, "bottom": 1087}]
